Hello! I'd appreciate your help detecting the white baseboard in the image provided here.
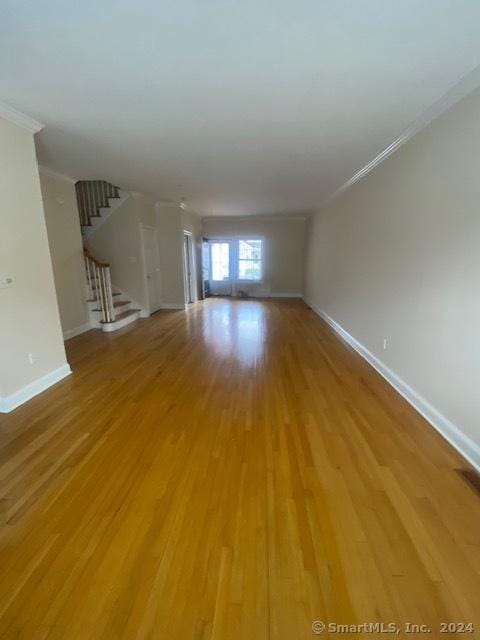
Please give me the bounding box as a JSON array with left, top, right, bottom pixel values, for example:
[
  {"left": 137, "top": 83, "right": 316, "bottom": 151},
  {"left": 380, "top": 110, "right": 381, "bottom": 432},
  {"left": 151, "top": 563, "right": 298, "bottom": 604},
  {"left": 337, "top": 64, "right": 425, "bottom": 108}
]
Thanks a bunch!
[
  {"left": 161, "top": 303, "right": 186, "bottom": 310},
  {"left": 63, "top": 322, "right": 92, "bottom": 340},
  {"left": 305, "top": 299, "right": 480, "bottom": 472},
  {"left": 0, "top": 364, "right": 72, "bottom": 413},
  {"left": 270, "top": 292, "right": 302, "bottom": 298}
]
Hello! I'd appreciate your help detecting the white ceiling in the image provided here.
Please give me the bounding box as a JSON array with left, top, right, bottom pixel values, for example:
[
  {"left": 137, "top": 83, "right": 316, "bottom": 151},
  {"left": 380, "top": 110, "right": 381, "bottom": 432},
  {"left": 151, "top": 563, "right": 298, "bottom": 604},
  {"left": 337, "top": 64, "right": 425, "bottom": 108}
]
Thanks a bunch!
[{"left": 1, "top": 1, "right": 480, "bottom": 217}]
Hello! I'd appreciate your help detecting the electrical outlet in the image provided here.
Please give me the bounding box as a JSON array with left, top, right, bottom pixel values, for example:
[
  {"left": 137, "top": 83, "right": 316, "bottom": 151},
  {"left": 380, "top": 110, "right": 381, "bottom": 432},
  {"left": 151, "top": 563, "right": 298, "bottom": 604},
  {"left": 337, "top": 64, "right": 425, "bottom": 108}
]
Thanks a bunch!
[{"left": 383, "top": 338, "right": 388, "bottom": 351}]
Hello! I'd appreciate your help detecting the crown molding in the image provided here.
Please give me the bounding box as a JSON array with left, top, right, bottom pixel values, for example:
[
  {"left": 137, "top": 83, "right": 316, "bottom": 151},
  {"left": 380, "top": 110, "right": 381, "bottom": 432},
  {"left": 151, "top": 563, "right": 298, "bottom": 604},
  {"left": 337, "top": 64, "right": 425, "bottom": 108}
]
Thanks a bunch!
[
  {"left": 322, "top": 63, "right": 480, "bottom": 208},
  {"left": 153, "top": 198, "right": 203, "bottom": 220},
  {"left": 181, "top": 204, "right": 202, "bottom": 219},
  {"left": 0, "top": 100, "right": 44, "bottom": 134},
  {"left": 202, "top": 214, "right": 308, "bottom": 222},
  {"left": 38, "top": 164, "right": 76, "bottom": 183}
]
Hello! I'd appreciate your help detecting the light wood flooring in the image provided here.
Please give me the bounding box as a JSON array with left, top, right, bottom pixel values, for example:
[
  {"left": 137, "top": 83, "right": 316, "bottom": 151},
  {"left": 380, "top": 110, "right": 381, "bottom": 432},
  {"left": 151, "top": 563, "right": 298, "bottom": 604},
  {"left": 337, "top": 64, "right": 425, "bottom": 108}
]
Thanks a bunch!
[{"left": 0, "top": 298, "right": 479, "bottom": 639}]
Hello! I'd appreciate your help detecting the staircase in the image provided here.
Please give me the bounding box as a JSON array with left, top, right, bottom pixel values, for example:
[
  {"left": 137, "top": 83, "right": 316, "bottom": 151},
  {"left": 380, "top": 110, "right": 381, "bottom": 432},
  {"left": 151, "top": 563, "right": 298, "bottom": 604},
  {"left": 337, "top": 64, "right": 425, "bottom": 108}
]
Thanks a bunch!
[
  {"left": 78, "top": 181, "right": 142, "bottom": 333},
  {"left": 84, "top": 249, "right": 142, "bottom": 332},
  {"left": 76, "top": 180, "right": 120, "bottom": 228}
]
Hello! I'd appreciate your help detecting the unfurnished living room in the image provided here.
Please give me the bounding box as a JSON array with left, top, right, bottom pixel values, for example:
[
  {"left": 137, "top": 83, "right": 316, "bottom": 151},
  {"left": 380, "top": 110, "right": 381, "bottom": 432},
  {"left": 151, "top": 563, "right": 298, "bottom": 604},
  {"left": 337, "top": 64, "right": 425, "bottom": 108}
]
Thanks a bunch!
[{"left": 1, "top": 1, "right": 480, "bottom": 638}]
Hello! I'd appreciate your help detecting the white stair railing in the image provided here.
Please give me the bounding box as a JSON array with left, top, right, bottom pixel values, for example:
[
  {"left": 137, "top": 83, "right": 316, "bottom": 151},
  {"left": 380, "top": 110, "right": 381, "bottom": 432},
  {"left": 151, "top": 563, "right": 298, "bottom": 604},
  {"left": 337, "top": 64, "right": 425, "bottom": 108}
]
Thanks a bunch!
[{"left": 84, "top": 249, "right": 115, "bottom": 323}]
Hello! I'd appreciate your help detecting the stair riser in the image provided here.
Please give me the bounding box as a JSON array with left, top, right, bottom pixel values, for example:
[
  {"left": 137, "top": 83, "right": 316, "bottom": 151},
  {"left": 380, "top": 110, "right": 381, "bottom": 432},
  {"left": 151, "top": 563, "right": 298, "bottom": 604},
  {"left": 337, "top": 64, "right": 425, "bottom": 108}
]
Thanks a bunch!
[
  {"left": 90, "top": 304, "right": 131, "bottom": 319},
  {"left": 87, "top": 299, "right": 127, "bottom": 311},
  {"left": 101, "top": 311, "right": 140, "bottom": 332}
]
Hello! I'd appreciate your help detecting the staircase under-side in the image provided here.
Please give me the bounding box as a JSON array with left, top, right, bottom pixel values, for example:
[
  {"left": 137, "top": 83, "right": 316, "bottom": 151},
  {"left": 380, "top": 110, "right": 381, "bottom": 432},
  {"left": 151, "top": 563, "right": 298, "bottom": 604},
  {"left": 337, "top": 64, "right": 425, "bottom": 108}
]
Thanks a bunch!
[{"left": 77, "top": 180, "right": 141, "bottom": 333}]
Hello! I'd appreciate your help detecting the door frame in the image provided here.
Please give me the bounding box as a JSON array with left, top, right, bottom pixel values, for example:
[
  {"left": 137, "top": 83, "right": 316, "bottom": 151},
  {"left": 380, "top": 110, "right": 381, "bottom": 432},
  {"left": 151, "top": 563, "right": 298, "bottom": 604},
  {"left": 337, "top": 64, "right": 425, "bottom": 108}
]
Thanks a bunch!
[
  {"left": 140, "top": 224, "right": 162, "bottom": 314},
  {"left": 183, "top": 230, "right": 197, "bottom": 305},
  {"left": 207, "top": 237, "right": 234, "bottom": 296}
]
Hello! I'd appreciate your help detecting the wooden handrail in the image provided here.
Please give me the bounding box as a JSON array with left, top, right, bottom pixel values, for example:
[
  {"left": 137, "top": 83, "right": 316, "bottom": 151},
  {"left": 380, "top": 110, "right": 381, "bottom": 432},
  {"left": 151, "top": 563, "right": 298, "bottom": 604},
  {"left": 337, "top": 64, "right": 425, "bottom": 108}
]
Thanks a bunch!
[{"left": 83, "top": 248, "right": 110, "bottom": 268}]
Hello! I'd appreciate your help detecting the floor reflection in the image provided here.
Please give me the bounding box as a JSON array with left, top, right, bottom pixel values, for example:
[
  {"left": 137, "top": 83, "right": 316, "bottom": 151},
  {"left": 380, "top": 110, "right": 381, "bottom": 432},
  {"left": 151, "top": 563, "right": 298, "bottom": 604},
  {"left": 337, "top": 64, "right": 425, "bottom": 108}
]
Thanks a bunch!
[{"left": 202, "top": 298, "right": 266, "bottom": 367}]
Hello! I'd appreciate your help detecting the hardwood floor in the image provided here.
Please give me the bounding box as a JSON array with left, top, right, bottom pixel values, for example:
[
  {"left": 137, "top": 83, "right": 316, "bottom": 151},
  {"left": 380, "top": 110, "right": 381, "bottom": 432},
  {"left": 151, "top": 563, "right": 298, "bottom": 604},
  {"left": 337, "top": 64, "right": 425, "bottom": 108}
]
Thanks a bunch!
[{"left": 0, "top": 298, "right": 479, "bottom": 639}]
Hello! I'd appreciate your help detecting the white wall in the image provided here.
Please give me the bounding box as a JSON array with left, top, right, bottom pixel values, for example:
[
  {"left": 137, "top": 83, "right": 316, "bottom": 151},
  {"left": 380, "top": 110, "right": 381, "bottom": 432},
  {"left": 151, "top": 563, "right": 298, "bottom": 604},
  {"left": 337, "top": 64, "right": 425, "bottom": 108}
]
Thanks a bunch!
[
  {"left": 304, "top": 85, "right": 480, "bottom": 467},
  {"left": 135, "top": 193, "right": 157, "bottom": 228},
  {"left": 40, "top": 170, "right": 89, "bottom": 338},
  {"left": 156, "top": 205, "right": 186, "bottom": 308},
  {"left": 202, "top": 216, "right": 306, "bottom": 296},
  {"left": 0, "top": 117, "right": 69, "bottom": 410}
]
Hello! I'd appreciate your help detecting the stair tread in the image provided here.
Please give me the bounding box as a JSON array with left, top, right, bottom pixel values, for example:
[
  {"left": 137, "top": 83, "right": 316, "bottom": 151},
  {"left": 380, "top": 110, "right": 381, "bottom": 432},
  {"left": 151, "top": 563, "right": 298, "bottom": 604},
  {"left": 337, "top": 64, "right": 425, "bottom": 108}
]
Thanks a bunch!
[
  {"left": 91, "top": 300, "right": 130, "bottom": 311},
  {"left": 101, "top": 309, "right": 140, "bottom": 324}
]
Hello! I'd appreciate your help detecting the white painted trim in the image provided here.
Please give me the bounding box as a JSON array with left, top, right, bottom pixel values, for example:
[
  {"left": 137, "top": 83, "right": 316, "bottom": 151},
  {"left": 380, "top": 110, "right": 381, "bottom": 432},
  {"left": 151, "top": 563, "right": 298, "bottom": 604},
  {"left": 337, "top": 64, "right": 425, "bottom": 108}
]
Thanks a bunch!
[
  {"left": 0, "top": 100, "right": 44, "bottom": 133},
  {"left": 305, "top": 300, "right": 480, "bottom": 472},
  {"left": 63, "top": 322, "right": 92, "bottom": 340},
  {"left": 161, "top": 303, "right": 186, "bottom": 310},
  {"left": 183, "top": 230, "right": 198, "bottom": 303},
  {"left": 322, "top": 64, "right": 480, "bottom": 207},
  {"left": 270, "top": 292, "right": 302, "bottom": 298},
  {"left": 0, "top": 364, "right": 72, "bottom": 413},
  {"left": 38, "top": 165, "right": 76, "bottom": 184}
]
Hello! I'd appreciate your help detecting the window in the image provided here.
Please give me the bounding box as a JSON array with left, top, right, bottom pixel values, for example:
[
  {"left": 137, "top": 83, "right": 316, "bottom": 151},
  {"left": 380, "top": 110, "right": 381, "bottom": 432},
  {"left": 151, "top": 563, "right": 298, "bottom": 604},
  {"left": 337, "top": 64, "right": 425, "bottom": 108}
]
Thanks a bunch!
[
  {"left": 207, "top": 238, "right": 263, "bottom": 283},
  {"left": 238, "top": 239, "right": 262, "bottom": 281}
]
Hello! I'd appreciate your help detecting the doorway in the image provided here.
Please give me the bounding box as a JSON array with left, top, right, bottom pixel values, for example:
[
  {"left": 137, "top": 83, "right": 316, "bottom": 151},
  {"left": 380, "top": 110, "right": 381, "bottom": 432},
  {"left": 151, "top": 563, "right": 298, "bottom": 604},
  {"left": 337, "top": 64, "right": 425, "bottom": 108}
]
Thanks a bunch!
[
  {"left": 183, "top": 231, "right": 196, "bottom": 304},
  {"left": 141, "top": 225, "right": 162, "bottom": 313},
  {"left": 208, "top": 239, "right": 233, "bottom": 296}
]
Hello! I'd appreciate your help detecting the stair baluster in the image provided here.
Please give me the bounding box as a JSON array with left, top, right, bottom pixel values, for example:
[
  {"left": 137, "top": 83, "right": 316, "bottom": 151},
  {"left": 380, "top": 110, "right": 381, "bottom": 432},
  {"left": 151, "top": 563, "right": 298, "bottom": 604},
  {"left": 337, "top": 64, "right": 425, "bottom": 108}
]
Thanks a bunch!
[
  {"left": 85, "top": 253, "right": 94, "bottom": 301},
  {"left": 84, "top": 249, "right": 115, "bottom": 323},
  {"left": 75, "top": 180, "right": 121, "bottom": 232}
]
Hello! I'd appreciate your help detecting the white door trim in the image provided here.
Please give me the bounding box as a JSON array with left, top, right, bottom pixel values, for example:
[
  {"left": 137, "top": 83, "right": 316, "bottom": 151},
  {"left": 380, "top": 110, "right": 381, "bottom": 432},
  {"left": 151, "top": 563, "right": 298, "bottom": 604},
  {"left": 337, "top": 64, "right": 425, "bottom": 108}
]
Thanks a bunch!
[
  {"left": 140, "top": 224, "right": 162, "bottom": 314},
  {"left": 183, "top": 230, "right": 197, "bottom": 304}
]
